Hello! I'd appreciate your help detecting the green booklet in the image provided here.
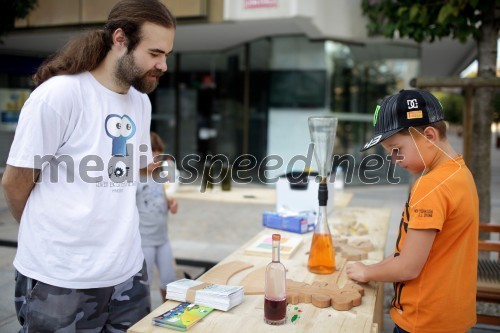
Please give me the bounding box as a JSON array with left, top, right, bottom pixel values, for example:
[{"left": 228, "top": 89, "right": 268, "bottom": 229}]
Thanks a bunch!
[{"left": 152, "top": 302, "right": 214, "bottom": 331}]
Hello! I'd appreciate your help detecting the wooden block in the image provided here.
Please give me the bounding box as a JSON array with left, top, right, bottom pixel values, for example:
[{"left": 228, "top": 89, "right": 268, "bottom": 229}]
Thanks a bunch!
[
  {"left": 286, "top": 291, "right": 300, "bottom": 304},
  {"left": 286, "top": 279, "right": 307, "bottom": 289},
  {"left": 333, "top": 236, "right": 348, "bottom": 245},
  {"left": 350, "top": 239, "right": 374, "bottom": 252},
  {"left": 299, "top": 291, "right": 312, "bottom": 303},
  {"left": 311, "top": 281, "right": 328, "bottom": 288},
  {"left": 332, "top": 295, "right": 353, "bottom": 311},
  {"left": 285, "top": 277, "right": 364, "bottom": 311},
  {"left": 340, "top": 245, "right": 368, "bottom": 261},
  {"left": 343, "top": 283, "right": 365, "bottom": 296},
  {"left": 304, "top": 285, "right": 325, "bottom": 296},
  {"left": 339, "top": 291, "right": 362, "bottom": 307},
  {"left": 312, "top": 294, "right": 331, "bottom": 308},
  {"left": 336, "top": 239, "right": 375, "bottom": 261}
]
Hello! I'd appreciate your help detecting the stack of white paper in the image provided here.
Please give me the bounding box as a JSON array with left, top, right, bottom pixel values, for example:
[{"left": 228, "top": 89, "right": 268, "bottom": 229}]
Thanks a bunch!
[{"left": 166, "top": 279, "right": 244, "bottom": 311}]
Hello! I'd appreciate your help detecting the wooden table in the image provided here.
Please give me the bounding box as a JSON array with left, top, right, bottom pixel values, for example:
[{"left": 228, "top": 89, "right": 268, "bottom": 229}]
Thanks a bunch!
[{"left": 129, "top": 206, "right": 390, "bottom": 333}]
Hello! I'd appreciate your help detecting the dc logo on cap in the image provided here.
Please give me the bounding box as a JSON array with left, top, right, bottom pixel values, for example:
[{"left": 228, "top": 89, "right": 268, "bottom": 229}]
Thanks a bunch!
[{"left": 407, "top": 99, "right": 419, "bottom": 109}]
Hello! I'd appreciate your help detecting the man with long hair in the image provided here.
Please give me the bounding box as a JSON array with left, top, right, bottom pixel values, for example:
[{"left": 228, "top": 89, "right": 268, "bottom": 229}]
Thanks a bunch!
[{"left": 1, "top": 0, "right": 175, "bottom": 331}]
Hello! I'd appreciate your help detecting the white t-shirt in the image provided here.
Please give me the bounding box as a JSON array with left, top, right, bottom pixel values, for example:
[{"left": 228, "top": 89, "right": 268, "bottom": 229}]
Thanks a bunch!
[{"left": 8, "top": 72, "right": 153, "bottom": 289}]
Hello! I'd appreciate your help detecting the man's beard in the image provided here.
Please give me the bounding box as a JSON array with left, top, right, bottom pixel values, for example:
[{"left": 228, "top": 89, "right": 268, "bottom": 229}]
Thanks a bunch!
[{"left": 115, "top": 52, "right": 163, "bottom": 94}]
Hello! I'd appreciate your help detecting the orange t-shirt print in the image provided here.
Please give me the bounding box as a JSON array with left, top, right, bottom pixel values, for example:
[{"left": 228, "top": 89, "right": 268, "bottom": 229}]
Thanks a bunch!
[{"left": 390, "top": 156, "right": 479, "bottom": 333}]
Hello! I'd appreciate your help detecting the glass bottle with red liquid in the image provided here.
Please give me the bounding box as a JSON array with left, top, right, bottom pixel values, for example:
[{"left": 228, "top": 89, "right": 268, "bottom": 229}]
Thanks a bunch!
[
  {"left": 307, "top": 116, "right": 337, "bottom": 275},
  {"left": 264, "top": 234, "right": 286, "bottom": 325}
]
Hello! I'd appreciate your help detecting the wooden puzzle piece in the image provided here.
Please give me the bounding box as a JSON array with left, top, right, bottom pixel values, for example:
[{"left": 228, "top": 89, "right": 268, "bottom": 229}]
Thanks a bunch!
[
  {"left": 334, "top": 238, "right": 375, "bottom": 261},
  {"left": 337, "top": 245, "right": 368, "bottom": 261},
  {"left": 285, "top": 278, "right": 364, "bottom": 311},
  {"left": 240, "top": 266, "right": 266, "bottom": 295},
  {"left": 349, "top": 239, "right": 374, "bottom": 252},
  {"left": 197, "top": 261, "right": 253, "bottom": 285}
]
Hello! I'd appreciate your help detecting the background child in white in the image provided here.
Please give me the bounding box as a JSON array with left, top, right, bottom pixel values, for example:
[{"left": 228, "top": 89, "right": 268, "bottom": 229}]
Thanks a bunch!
[{"left": 137, "top": 131, "right": 178, "bottom": 301}]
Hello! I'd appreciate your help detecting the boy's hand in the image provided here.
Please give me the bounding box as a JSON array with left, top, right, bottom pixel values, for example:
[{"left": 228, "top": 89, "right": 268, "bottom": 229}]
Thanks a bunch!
[
  {"left": 168, "top": 198, "right": 178, "bottom": 214},
  {"left": 346, "top": 262, "right": 369, "bottom": 283}
]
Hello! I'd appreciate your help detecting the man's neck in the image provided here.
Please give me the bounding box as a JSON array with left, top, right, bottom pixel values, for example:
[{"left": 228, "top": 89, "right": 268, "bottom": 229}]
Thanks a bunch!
[{"left": 90, "top": 57, "right": 130, "bottom": 94}]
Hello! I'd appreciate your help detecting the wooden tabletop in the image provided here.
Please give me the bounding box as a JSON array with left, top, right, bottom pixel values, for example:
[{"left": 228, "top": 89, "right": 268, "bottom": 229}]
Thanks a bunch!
[{"left": 128, "top": 206, "right": 391, "bottom": 333}]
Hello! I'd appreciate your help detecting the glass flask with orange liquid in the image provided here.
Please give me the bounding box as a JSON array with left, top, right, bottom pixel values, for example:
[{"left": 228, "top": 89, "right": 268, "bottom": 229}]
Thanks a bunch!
[
  {"left": 307, "top": 179, "right": 335, "bottom": 274},
  {"left": 307, "top": 116, "right": 338, "bottom": 275}
]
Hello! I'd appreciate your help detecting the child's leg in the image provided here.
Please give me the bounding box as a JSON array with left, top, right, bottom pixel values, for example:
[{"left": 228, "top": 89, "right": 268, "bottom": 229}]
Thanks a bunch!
[
  {"left": 156, "top": 242, "right": 176, "bottom": 300},
  {"left": 142, "top": 246, "right": 156, "bottom": 286}
]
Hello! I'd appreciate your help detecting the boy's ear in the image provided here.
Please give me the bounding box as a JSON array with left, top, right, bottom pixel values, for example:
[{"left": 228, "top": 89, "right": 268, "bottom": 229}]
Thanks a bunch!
[{"left": 423, "top": 126, "right": 439, "bottom": 143}]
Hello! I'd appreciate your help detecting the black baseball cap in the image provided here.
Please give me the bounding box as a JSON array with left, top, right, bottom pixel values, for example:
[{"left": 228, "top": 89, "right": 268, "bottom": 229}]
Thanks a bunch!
[{"left": 361, "top": 89, "right": 444, "bottom": 151}]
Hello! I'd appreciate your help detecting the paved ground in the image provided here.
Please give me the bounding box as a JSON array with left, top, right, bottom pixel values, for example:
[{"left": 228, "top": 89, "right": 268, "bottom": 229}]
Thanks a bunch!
[{"left": 0, "top": 130, "right": 499, "bottom": 332}]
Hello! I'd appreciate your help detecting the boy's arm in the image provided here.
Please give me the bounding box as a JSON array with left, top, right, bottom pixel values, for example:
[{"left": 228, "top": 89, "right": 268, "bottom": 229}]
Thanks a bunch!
[
  {"left": 2, "top": 165, "right": 40, "bottom": 223},
  {"left": 346, "top": 228, "right": 436, "bottom": 283},
  {"left": 368, "top": 254, "right": 396, "bottom": 267}
]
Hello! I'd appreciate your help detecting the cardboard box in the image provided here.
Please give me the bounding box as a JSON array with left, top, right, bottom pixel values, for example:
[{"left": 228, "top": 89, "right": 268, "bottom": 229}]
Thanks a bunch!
[
  {"left": 276, "top": 174, "right": 334, "bottom": 214},
  {"left": 262, "top": 211, "right": 315, "bottom": 234}
]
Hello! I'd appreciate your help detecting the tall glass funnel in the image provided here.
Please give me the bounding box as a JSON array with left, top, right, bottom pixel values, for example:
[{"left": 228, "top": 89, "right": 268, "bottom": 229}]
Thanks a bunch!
[
  {"left": 308, "top": 117, "right": 338, "bottom": 178},
  {"left": 307, "top": 116, "right": 337, "bottom": 274}
]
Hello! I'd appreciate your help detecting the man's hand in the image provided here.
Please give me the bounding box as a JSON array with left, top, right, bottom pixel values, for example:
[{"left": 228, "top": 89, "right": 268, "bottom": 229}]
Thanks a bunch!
[{"left": 1, "top": 165, "right": 40, "bottom": 223}]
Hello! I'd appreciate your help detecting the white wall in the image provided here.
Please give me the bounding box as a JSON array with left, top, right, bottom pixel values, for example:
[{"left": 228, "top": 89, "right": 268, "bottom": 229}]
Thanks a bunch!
[
  {"left": 224, "top": 0, "right": 296, "bottom": 21},
  {"left": 224, "top": 0, "right": 368, "bottom": 42},
  {"left": 298, "top": 0, "right": 368, "bottom": 40}
]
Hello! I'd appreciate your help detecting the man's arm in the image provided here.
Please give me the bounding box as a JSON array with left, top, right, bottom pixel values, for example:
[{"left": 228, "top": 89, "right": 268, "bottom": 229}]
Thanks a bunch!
[
  {"left": 1, "top": 165, "right": 40, "bottom": 223},
  {"left": 346, "top": 228, "right": 437, "bottom": 283}
]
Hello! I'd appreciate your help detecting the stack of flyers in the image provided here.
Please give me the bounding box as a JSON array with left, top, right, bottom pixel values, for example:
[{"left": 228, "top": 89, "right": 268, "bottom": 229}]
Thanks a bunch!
[
  {"left": 166, "top": 279, "right": 244, "bottom": 311},
  {"left": 152, "top": 302, "right": 214, "bottom": 331}
]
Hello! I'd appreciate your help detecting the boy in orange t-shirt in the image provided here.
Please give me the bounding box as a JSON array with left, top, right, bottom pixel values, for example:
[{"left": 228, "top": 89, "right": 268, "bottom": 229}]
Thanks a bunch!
[{"left": 347, "top": 89, "right": 479, "bottom": 333}]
